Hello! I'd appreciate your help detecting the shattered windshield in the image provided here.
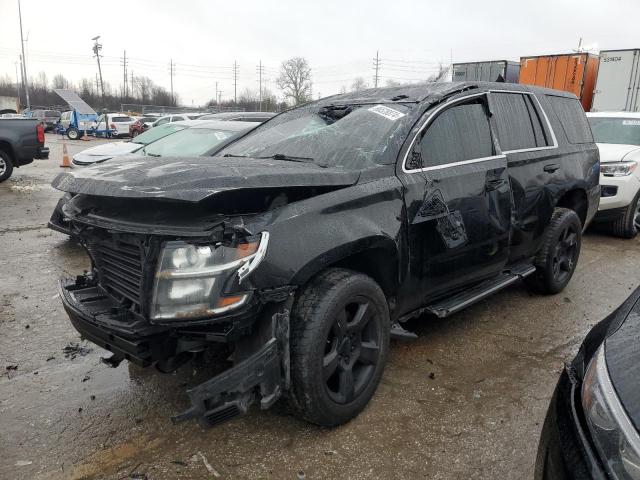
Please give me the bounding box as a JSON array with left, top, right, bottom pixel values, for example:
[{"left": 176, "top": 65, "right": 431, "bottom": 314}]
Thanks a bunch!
[{"left": 219, "top": 102, "right": 414, "bottom": 169}]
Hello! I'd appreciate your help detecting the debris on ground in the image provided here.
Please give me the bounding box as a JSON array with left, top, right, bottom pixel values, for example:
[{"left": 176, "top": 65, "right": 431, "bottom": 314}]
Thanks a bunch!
[
  {"left": 170, "top": 460, "right": 187, "bottom": 467},
  {"left": 197, "top": 451, "right": 221, "bottom": 477},
  {"left": 15, "top": 460, "right": 32, "bottom": 467},
  {"left": 46, "top": 356, "right": 55, "bottom": 361},
  {"left": 429, "top": 372, "right": 436, "bottom": 380},
  {"left": 81, "top": 374, "right": 90, "bottom": 382},
  {"left": 62, "top": 342, "right": 93, "bottom": 360},
  {"left": 6, "top": 365, "right": 18, "bottom": 371}
]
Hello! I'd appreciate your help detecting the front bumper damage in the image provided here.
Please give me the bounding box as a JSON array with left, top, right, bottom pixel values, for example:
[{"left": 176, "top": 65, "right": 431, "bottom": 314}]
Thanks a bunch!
[{"left": 60, "top": 274, "right": 294, "bottom": 428}]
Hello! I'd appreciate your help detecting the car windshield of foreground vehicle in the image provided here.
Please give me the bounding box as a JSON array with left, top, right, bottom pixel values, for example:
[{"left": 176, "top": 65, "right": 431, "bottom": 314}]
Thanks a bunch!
[
  {"left": 131, "top": 122, "right": 186, "bottom": 145},
  {"left": 219, "top": 103, "right": 414, "bottom": 169},
  {"left": 589, "top": 117, "right": 640, "bottom": 146},
  {"left": 141, "top": 127, "right": 237, "bottom": 157}
]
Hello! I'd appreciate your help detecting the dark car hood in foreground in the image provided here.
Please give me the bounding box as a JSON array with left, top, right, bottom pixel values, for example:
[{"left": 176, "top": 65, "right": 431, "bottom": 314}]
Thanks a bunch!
[
  {"left": 51, "top": 156, "right": 360, "bottom": 203},
  {"left": 605, "top": 293, "right": 640, "bottom": 432}
]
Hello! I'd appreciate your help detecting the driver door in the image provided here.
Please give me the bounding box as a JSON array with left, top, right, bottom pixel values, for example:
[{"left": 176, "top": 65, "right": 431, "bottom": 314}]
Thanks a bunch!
[{"left": 397, "top": 93, "right": 512, "bottom": 309}]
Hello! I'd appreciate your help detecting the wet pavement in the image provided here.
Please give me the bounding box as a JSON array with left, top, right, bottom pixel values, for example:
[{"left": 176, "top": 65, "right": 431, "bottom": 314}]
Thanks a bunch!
[{"left": 1, "top": 134, "right": 639, "bottom": 479}]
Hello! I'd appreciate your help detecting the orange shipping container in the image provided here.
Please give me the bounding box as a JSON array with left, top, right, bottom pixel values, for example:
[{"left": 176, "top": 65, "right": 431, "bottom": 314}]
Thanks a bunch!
[{"left": 519, "top": 53, "right": 599, "bottom": 111}]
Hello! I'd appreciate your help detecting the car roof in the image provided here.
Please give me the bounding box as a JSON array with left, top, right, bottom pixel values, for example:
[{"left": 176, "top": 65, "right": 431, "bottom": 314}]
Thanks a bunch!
[
  {"left": 308, "top": 81, "right": 576, "bottom": 108},
  {"left": 586, "top": 111, "right": 640, "bottom": 118}
]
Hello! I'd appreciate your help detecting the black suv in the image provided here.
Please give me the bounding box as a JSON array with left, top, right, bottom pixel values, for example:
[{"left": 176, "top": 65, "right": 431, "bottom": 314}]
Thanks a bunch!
[{"left": 52, "top": 82, "right": 600, "bottom": 428}]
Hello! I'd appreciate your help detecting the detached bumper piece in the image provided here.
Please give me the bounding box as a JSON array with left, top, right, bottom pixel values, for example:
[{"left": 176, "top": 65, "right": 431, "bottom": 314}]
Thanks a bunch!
[{"left": 172, "top": 337, "right": 283, "bottom": 427}]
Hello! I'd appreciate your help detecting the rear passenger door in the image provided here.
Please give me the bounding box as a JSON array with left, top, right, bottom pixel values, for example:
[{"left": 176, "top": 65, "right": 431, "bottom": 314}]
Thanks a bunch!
[
  {"left": 488, "top": 90, "right": 558, "bottom": 262},
  {"left": 398, "top": 93, "right": 512, "bottom": 307}
]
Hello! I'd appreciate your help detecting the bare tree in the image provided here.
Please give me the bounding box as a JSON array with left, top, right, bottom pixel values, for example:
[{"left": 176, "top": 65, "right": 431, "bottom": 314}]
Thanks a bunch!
[
  {"left": 52, "top": 74, "right": 71, "bottom": 90},
  {"left": 276, "top": 57, "right": 312, "bottom": 105},
  {"left": 351, "top": 77, "right": 368, "bottom": 92},
  {"left": 239, "top": 87, "right": 259, "bottom": 104},
  {"left": 385, "top": 79, "right": 403, "bottom": 87}
]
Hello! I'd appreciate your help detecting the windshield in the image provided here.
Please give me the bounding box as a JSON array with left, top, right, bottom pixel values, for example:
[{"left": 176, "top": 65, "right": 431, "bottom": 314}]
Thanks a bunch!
[
  {"left": 219, "top": 102, "right": 413, "bottom": 169},
  {"left": 131, "top": 123, "right": 186, "bottom": 145},
  {"left": 142, "top": 127, "right": 238, "bottom": 157},
  {"left": 588, "top": 117, "right": 640, "bottom": 146}
]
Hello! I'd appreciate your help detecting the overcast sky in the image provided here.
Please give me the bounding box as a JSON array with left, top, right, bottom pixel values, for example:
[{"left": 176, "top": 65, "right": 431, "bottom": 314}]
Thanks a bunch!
[{"left": 0, "top": 0, "right": 638, "bottom": 106}]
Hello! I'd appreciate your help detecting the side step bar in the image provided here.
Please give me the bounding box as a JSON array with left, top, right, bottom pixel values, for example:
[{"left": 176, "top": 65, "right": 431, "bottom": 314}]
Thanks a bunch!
[{"left": 426, "top": 265, "right": 536, "bottom": 319}]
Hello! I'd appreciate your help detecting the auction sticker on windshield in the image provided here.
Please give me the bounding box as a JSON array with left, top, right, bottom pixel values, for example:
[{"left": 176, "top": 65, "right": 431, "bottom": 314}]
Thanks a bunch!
[
  {"left": 368, "top": 105, "right": 406, "bottom": 121},
  {"left": 622, "top": 120, "right": 640, "bottom": 126}
]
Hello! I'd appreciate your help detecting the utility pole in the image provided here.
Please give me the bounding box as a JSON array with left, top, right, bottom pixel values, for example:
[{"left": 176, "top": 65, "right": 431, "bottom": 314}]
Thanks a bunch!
[
  {"left": 17, "top": 0, "right": 30, "bottom": 110},
  {"left": 169, "top": 59, "right": 174, "bottom": 105},
  {"left": 215, "top": 81, "right": 219, "bottom": 106},
  {"left": 14, "top": 61, "right": 21, "bottom": 104},
  {"left": 233, "top": 61, "right": 239, "bottom": 103},
  {"left": 92, "top": 36, "right": 105, "bottom": 100},
  {"left": 372, "top": 50, "right": 381, "bottom": 88},
  {"left": 256, "top": 60, "right": 265, "bottom": 111},
  {"left": 218, "top": 90, "right": 222, "bottom": 105},
  {"left": 121, "top": 50, "right": 128, "bottom": 97},
  {"left": 130, "top": 70, "right": 134, "bottom": 98}
]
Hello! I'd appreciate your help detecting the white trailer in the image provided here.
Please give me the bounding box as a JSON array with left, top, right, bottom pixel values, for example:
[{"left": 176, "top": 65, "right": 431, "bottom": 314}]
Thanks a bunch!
[{"left": 592, "top": 49, "right": 640, "bottom": 112}]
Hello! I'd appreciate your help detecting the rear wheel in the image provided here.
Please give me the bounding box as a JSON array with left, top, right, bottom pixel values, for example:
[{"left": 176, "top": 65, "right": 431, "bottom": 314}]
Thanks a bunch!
[
  {"left": 0, "top": 150, "right": 14, "bottom": 182},
  {"left": 526, "top": 208, "right": 582, "bottom": 294},
  {"left": 289, "top": 268, "right": 390, "bottom": 426},
  {"left": 611, "top": 190, "right": 640, "bottom": 239},
  {"left": 131, "top": 130, "right": 139, "bottom": 137}
]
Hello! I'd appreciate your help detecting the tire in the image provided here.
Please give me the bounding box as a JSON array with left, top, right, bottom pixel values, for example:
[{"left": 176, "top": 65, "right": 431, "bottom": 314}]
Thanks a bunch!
[
  {"left": 610, "top": 190, "right": 640, "bottom": 239},
  {"left": 525, "top": 208, "right": 582, "bottom": 295},
  {"left": 67, "top": 128, "right": 80, "bottom": 140},
  {"left": 289, "top": 268, "right": 390, "bottom": 427},
  {"left": 0, "top": 149, "right": 14, "bottom": 182},
  {"left": 131, "top": 130, "right": 139, "bottom": 137}
]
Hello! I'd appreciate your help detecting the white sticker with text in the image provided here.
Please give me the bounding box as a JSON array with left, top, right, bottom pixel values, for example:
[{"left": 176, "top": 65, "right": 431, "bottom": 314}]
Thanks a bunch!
[
  {"left": 368, "top": 104, "right": 406, "bottom": 121},
  {"left": 622, "top": 120, "right": 640, "bottom": 126}
]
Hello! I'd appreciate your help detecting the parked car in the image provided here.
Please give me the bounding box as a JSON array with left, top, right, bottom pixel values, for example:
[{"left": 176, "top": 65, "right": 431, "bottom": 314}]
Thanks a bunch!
[
  {"left": 135, "top": 119, "right": 252, "bottom": 158},
  {"left": 51, "top": 82, "right": 599, "bottom": 429},
  {"left": 535, "top": 286, "right": 640, "bottom": 480},
  {"left": 93, "top": 113, "right": 136, "bottom": 138},
  {"left": 48, "top": 121, "right": 254, "bottom": 234},
  {"left": 0, "top": 117, "right": 49, "bottom": 182},
  {"left": 26, "top": 109, "right": 61, "bottom": 131},
  {"left": 129, "top": 116, "right": 161, "bottom": 137},
  {"left": 72, "top": 121, "right": 192, "bottom": 166},
  {"left": 151, "top": 114, "right": 192, "bottom": 127},
  {"left": 199, "top": 111, "right": 276, "bottom": 122},
  {"left": 587, "top": 112, "right": 640, "bottom": 238}
]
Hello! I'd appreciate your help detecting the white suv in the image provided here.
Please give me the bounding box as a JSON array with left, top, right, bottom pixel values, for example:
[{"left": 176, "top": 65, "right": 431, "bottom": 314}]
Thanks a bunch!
[
  {"left": 587, "top": 112, "right": 640, "bottom": 238},
  {"left": 93, "top": 113, "right": 136, "bottom": 138}
]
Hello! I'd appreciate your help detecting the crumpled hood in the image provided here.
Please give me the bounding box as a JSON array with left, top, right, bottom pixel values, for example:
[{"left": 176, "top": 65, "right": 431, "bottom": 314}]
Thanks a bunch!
[
  {"left": 596, "top": 143, "right": 640, "bottom": 163},
  {"left": 72, "top": 141, "right": 142, "bottom": 164},
  {"left": 52, "top": 156, "right": 360, "bottom": 202}
]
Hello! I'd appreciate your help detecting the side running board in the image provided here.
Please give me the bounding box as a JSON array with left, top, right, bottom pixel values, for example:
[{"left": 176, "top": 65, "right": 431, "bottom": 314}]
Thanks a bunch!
[{"left": 426, "top": 265, "right": 536, "bottom": 319}]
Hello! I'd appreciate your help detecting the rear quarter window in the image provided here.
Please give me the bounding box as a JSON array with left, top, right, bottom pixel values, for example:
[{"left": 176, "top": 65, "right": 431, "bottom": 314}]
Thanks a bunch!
[
  {"left": 492, "top": 92, "right": 550, "bottom": 151},
  {"left": 546, "top": 95, "right": 593, "bottom": 144}
]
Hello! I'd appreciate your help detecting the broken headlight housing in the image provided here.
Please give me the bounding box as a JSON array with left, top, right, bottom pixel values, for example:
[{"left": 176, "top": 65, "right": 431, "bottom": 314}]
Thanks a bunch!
[
  {"left": 600, "top": 161, "right": 638, "bottom": 177},
  {"left": 582, "top": 344, "right": 640, "bottom": 479},
  {"left": 150, "top": 232, "right": 269, "bottom": 321}
]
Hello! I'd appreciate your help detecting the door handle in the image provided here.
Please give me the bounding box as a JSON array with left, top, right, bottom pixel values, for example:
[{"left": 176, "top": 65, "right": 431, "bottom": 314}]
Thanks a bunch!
[{"left": 543, "top": 164, "right": 560, "bottom": 173}]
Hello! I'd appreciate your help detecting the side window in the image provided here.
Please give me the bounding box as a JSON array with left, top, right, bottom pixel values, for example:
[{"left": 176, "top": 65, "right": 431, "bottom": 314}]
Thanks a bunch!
[
  {"left": 491, "top": 92, "right": 550, "bottom": 151},
  {"left": 411, "top": 99, "right": 494, "bottom": 169},
  {"left": 172, "top": 116, "right": 185, "bottom": 122},
  {"left": 156, "top": 117, "right": 170, "bottom": 125},
  {"left": 546, "top": 95, "right": 593, "bottom": 144}
]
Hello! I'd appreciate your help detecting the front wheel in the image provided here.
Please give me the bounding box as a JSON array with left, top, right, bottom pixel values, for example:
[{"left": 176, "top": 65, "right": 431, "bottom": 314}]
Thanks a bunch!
[
  {"left": 289, "top": 268, "right": 390, "bottom": 426},
  {"left": 611, "top": 190, "right": 640, "bottom": 239},
  {"left": 525, "top": 208, "right": 582, "bottom": 294}
]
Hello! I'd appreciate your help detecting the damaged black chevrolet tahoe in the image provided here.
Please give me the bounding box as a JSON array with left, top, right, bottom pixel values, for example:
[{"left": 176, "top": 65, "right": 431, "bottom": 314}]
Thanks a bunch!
[{"left": 53, "top": 82, "right": 600, "bottom": 428}]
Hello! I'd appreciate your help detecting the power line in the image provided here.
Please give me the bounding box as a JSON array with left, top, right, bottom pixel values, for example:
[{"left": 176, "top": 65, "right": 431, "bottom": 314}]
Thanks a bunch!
[{"left": 120, "top": 50, "right": 128, "bottom": 97}]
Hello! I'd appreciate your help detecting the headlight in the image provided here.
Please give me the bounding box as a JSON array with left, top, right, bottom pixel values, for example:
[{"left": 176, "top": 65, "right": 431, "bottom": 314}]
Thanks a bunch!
[
  {"left": 150, "top": 232, "right": 269, "bottom": 321},
  {"left": 582, "top": 344, "right": 640, "bottom": 479},
  {"left": 601, "top": 162, "right": 638, "bottom": 177}
]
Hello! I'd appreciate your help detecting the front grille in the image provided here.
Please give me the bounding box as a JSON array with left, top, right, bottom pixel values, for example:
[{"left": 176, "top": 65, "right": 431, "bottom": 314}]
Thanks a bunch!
[{"left": 89, "top": 236, "right": 145, "bottom": 311}]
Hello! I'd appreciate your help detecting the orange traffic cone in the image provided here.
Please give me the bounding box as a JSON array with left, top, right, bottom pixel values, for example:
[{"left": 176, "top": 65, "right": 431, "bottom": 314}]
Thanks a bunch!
[{"left": 60, "top": 140, "right": 71, "bottom": 168}]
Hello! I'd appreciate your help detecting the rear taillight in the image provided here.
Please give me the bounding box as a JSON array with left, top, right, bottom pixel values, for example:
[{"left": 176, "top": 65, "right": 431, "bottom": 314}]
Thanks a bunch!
[{"left": 36, "top": 123, "right": 44, "bottom": 143}]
